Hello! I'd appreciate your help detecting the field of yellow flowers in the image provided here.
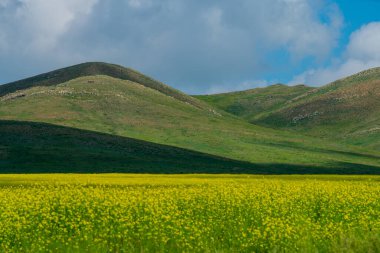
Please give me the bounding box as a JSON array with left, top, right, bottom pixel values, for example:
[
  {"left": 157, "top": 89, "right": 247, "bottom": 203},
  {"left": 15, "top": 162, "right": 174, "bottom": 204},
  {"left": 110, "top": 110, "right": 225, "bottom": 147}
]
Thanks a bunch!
[{"left": 0, "top": 174, "right": 379, "bottom": 252}]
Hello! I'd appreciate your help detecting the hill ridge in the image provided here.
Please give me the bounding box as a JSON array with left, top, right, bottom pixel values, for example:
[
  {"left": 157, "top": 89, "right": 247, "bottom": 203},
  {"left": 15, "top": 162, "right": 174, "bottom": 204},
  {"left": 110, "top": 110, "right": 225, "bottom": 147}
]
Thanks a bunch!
[
  {"left": 324, "top": 67, "right": 380, "bottom": 89},
  {"left": 195, "top": 84, "right": 314, "bottom": 121},
  {"left": 197, "top": 67, "right": 380, "bottom": 149},
  {"left": 282, "top": 67, "right": 380, "bottom": 106},
  {"left": 0, "top": 62, "right": 204, "bottom": 109}
]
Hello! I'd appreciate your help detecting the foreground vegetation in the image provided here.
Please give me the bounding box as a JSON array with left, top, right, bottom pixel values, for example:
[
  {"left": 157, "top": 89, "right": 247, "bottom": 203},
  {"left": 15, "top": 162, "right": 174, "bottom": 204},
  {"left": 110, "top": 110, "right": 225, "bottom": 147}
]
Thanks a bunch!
[{"left": 1, "top": 174, "right": 379, "bottom": 252}]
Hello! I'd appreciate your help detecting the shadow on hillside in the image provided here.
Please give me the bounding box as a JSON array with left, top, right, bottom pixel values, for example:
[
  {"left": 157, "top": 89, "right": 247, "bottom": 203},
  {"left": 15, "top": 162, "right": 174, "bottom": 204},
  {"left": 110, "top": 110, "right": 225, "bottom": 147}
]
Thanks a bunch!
[{"left": 0, "top": 120, "right": 379, "bottom": 174}]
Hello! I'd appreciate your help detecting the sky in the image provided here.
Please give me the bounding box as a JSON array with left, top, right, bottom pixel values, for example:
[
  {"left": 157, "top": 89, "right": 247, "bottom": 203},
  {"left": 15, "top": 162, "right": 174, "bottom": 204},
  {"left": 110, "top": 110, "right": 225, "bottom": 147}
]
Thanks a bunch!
[{"left": 0, "top": 0, "right": 379, "bottom": 94}]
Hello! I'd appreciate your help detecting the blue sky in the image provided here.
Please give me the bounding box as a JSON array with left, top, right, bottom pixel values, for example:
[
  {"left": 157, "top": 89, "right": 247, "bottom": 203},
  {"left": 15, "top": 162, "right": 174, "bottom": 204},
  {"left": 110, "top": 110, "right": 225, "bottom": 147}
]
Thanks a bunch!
[{"left": 0, "top": 0, "right": 379, "bottom": 94}]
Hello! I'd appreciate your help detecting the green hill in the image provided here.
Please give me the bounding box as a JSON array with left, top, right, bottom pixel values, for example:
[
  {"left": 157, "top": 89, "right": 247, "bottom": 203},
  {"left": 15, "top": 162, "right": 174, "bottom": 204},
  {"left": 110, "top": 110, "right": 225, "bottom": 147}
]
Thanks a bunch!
[
  {"left": 0, "top": 62, "right": 203, "bottom": 109},
  {"left": 255, "top": 68, "right": 380, "bottom": 149},
  {"left": 195, "top": 84, "right": 314, "bottom": 121},
  {"left": 0, "top": 63, "right": 379, "bottom": 173},
  {"left": 198, "top": 68, "right": 380, "bottom": 150}
]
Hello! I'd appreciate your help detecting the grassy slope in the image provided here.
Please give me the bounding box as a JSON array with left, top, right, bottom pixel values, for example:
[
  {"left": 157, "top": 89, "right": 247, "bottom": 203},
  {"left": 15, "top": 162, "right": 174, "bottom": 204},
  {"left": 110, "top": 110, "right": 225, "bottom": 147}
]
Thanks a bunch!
[
  {"left": 195, "top": 84, "right": 314, "bottom": 121},
  {"left": 198, "top": 68, "right": 380, "bottom": 150},
  {"left": 0, "top": 72, "right": 379, "bottom": 173},
  {"left": 255, "top": 68, "right": 380, "bottom": 149},
  {"left": 3, "top": 120, "right": 376, "bottom": 174},
  {"left": 0, "top": 62, "right": 204, "bottom": 109},
  {"left": 0, "top": 120, "right": 267, "bottom": 174}
]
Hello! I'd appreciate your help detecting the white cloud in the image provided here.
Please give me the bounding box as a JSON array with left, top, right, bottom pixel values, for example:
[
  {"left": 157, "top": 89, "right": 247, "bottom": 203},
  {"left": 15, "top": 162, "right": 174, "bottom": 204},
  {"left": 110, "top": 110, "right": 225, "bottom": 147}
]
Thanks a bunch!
[
  {"left": 0, "top": 0, "right": 98, "bottom": 52},
  {"left": 347, "top": 22, "right": 380, "bottom": 61},
  {"left": 290, "top": 22, "right": 380, "bottom": 85},
  {"left": 127, "top": 0, "right": 153, "bottom": 9},
  {"left": 0, "top": 0, "right": 9, "bottom": 7},
  {"left": 0, "top": 0, "right": 342, "bottom": 93},
  {"left": 202, "top": 7, "right": 224, "bottom": 40},
  {"left": 259, "top": 0, "right": 342, "bottom": 59}
]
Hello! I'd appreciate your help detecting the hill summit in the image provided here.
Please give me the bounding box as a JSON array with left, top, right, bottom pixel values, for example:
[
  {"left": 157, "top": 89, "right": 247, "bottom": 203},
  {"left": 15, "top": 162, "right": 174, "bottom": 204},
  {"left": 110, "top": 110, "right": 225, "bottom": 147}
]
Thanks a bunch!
[
  {"left": 0, "top": 62, "right": 202, "bottom": 108},
  {"left": 197, "top": 67, "right": 380, "bottom": 150}
]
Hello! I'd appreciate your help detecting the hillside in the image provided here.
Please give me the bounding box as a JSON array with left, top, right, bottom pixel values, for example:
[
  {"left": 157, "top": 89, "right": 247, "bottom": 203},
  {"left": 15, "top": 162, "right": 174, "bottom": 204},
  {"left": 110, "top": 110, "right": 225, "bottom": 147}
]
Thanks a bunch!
[
  {"left": 0, "top": 63, "right": 379, "bottom": 173},
  {"left": 195, "top": 84, "right": 314, "bottom": 121},
  {"left": 0, "top": 120, "right": 263, "bottom": 173},
  {"left": 255, "top": 68, "right": 380, "bottom": 149},
  {"left": 0, "top": 62, "right": 204, "bottom": 109},
  {"left": 198, "top": 68, "right": 380, "bottom": 150},
  {"left": 3, "top": 120, "right": 376, "bottom": 174}
]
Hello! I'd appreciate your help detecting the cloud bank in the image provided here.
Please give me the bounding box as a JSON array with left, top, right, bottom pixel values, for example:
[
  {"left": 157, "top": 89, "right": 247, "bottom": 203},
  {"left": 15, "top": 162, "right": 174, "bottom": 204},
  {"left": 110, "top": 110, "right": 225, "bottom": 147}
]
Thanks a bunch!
[
  {"left": 291, "top": 22, "right": 380, "bottom": 85},
  {"left": 0, "top": 0, "right": 343, "bottom": 93}
]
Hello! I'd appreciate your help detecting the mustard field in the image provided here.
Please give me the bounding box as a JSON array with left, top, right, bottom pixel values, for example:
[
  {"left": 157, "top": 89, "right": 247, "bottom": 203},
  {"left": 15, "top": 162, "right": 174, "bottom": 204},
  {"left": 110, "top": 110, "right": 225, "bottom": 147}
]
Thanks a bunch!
[{"left": 0, "top": 174, "right": 379, "bottom": 252}]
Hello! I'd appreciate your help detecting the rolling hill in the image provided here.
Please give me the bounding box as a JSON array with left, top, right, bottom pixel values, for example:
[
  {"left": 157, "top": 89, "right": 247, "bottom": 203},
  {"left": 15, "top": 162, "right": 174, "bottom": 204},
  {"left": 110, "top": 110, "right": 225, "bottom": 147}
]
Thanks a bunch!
[
  {"left": 197, "top": 68, "right": 380, "bottom": 150},
  {"left": 195, "top": 84, "right": 314, "bottom": 121},
  {"left": 0, "top": 62, "right": 203, "bottom": 109},
  {"left": 0, "top": 62, "right": 379, "bottom": 173}
]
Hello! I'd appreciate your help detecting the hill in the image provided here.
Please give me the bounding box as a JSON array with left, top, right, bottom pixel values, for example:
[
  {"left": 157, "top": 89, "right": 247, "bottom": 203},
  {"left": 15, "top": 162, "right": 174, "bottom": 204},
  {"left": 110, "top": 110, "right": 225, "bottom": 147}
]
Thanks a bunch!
[
  {"left": 0, "top": 63, "right": 379, "bottom": 173},
  {"left": 198, "top": 68, "right": 380, "bottom": 150},
  {"left": 255, "top": 68, "right": 380, "bottom": 149},
  {"left": 195, "top": 84, "right": 314, "bottom": 121},
  {"left": 0, "top": 62, "right": 204, "bottom": 109}
]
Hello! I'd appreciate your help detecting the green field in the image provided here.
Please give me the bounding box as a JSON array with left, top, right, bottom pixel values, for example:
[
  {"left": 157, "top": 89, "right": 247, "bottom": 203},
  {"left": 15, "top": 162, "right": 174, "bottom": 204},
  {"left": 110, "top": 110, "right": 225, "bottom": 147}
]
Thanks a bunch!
[{"left": 1, "top": 174, "right": 379, "bottom": 252}]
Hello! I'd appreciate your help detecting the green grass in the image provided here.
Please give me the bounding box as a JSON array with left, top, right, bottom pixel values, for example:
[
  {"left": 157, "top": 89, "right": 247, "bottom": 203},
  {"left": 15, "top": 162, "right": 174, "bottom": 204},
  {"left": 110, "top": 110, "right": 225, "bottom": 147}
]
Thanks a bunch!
[
  {"left": 0, "top": 62, "right": 203, "bottom": 108},
  {"left": 1, "top": 72, "right": 379, "bottom": 173},
  {"left": 255, "top": 68, "right": 380, "bottom": 149},
  {"left": 0, "top": 174, "right": 380, "bottom": 252},
  {"left": 198, "top": 68, "right": 380, "bottom": 150},
  {"left": 1, "top": 120, "right": 379, "bottom": 174},
  {"left": 195, "top": 84, "right": 313, "bottom": 121}
]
